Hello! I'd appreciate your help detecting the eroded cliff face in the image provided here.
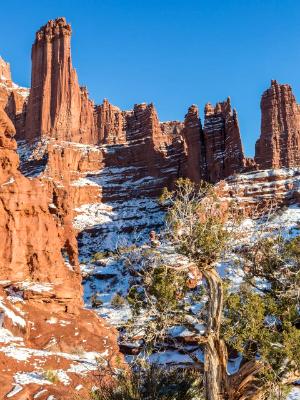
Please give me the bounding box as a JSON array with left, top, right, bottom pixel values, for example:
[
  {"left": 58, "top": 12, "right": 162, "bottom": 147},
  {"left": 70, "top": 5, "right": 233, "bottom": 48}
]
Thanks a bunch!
[
  {"left": 217, "top": 167, "right": 300, "bottom": 216},
  {"left": 255, "top": 80, "right": 300, "bottom": 169},
  {"left": 0, "top": 108, "right": 80, "bottom": 296},
  {"left": 13, "top": 17, "right": 251, "bottom": 199},
  {"left": 0, "top": 108, "right": 122, "bottom": 399},
  {"left": 95, "top": 99, "right": 126, "bottom": 144}
]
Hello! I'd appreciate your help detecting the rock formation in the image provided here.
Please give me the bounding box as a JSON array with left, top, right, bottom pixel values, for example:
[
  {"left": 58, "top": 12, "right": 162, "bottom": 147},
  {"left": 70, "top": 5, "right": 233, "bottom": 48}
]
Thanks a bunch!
[
  {"left": 217, "top": 168, "right": 300, "bottom": 214},
  {"left": 0, "top": 107, "right": 79, "bottom": 293},
  {"left": 25, "top": 18, "right": 97, "bottom": 144},
  {"left": 18, "top": 17, "right": 251, "bottom": 195},
  {"left": 255, "top": 80, "right": 300, "bottom": 169},
  {"left": 95, "top": 99, "right": 126, "bottom": 144},
  {"left": 2, "top": 14, "right": 300, "bottom": 398},
  {"left": 0, "top": 56, "right": 11, "bottom": 82},
  {"left": 181, "top": 104, "right": 204, "bottom": 182},
  {"left": 203, "top": 97, "right": 245, "bottom": 182},
  {"left": 0, "top": 107, "right": 122, "bottom": 399},
  {"left": 0, "top": 56, "right": 28, "bottom": 140}
]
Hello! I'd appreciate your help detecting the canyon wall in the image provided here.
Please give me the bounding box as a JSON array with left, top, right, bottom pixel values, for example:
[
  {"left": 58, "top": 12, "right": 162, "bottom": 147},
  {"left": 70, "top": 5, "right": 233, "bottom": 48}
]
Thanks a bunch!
[
  {"left": 4, "top": 18, "right": 300, "bottom": 189},
  {"left": 1, "top": 15, "right": 300, "bottom": 397},
  {"left": 19, "top": 17, "right": 249, "bottom": 192}
]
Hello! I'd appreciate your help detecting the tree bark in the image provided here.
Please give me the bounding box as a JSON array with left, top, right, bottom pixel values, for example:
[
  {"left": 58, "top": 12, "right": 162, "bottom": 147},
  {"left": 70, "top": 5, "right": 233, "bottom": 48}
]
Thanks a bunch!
[
  {"left": 202, "top": 267, "right": 265, "bottom": 400},
  {"left": 202, "top": 268, "right": 228, "bottom": 400}
]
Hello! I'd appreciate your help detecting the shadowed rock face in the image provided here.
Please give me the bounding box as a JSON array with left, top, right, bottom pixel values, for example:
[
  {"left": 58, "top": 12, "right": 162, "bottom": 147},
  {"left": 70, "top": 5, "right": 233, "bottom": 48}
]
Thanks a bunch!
[
  {"left": 203, "top": 98, "right": 245, "bottom": 183},
  {"left": 255, "top": 80, "right": 300, "bottom": 169}
]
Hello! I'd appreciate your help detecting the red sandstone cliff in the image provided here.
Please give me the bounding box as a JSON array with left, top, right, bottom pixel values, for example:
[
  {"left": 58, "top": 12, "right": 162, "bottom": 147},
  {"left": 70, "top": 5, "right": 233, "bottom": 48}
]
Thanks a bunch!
[
  {"left": 0, "top": 107, "right": 122, "bottom": 398},
  {"left": 0, "top": 108, "right": 79, "bottom": 297},
  {"left": 18, "top": 17, "right": 251, "bottom": 191},
  {"left": 8, "top": 17, "right": 300, "bottom": 189},
  {"left": 255, "top": 80, "right": 300, "bottom": 169},
  {"left": 0, "top": 57, "right": 12, "bottom": 83}
]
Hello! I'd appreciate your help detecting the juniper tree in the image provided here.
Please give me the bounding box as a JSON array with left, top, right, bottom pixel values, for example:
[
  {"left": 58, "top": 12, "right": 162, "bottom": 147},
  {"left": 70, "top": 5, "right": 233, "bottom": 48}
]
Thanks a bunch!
[{"left": 120, "top": 179, "right": 300, "bottom": 400}]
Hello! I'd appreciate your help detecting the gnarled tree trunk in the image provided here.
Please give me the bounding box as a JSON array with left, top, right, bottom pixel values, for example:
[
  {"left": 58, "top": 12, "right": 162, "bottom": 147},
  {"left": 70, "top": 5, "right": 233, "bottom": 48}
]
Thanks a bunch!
[
  {"left": 202, "top": 268, "right": 228, "bottom": 400},
  {"left": 202, "top": 267, "right": 265, "bottom": 400}
]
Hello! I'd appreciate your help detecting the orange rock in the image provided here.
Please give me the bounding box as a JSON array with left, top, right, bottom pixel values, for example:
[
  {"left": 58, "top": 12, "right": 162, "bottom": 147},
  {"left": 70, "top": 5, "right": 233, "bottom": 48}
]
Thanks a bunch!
[
  {"left": 0, "top": 108, "right": 123, "bottom": 399},
  {"left": 255, "top": 80, "right": 300, "bottom": 169},
  {"left": 25, "top": 18, "right": 97, "bottom": 144}
]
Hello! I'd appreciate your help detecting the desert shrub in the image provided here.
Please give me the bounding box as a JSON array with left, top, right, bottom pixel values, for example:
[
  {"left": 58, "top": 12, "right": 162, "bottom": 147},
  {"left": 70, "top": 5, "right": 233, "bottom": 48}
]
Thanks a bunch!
[
  {"left": 91, "top": 293, "right": 103, "bottom": 308},
  {"left": 92, "top": 252, "right": 107, "bottom": 262},
  {"left": 90, "top": 364, "right": 204, "bottom": 400},
  {"left": 43, "top": 369, "right": 59, "bottom": 383},
  {"left": 111, "top": 293, "right": 126, "bottom": 308},
  {"left": 222, "top": 234, "right": 300, "bottom": 397}
]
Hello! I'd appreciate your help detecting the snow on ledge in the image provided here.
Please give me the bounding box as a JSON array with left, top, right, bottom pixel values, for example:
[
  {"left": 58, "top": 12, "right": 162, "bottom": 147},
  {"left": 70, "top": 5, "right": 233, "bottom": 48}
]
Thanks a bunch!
[{"left": 0, "top": 298, "right": 26, "bottom": 329}]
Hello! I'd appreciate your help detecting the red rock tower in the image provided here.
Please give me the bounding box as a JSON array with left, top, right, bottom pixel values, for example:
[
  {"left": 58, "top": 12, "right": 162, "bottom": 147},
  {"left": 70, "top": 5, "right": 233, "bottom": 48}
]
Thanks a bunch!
[
  {"left": 203, "top": 97, "right": 245, "bottom": 182},
  {"left": 181, "top": 104, "right": 204, "bottom": 182},
  {"left": 255, "top": 80, "right": 300, "bottom": 169},
  {"left": 25, "top": 17, "right": 96, "bottom": 143}
]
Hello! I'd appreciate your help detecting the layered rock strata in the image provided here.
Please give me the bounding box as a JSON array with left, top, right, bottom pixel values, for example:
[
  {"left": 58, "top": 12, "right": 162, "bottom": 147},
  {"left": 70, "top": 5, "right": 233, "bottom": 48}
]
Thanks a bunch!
[{"left": 217, "top": 168, "right": 300, "bottom": 214}]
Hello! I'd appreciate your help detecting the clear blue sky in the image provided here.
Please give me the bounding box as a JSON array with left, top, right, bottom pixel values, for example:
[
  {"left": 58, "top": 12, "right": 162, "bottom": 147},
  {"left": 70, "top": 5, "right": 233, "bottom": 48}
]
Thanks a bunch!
[{"left": 1, "top": 0, "right": 300, "bottom": 156}]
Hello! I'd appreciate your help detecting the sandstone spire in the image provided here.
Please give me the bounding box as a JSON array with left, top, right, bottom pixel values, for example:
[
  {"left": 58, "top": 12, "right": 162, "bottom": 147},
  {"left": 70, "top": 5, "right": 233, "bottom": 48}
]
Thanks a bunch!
[
  {"left": 181, "top": 104, "right": 205, "bottom": 182},
  {"left": 255, "top": 80, "right": 300, "bottom": 169},
  {"left": 203, "top": 97, "right": 245, "bottom": 182},
  {"left": 25, "top": 17, "right": 96, "bottom": 143},
  {"left": 0, "top": 56, "right": 12, "bottom": 83}
]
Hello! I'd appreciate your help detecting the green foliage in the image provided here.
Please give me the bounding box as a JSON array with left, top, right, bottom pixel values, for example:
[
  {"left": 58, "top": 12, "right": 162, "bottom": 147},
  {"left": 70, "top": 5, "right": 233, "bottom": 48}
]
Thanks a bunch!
[
  {"left": 90, "top": 365, "right": 204, "bottom": 400},
  {"left": 149, "top": 266, "right": 187, "bottom": 312},
  {"left": 111, "top": 293, "right": 126, "bottom": 308},
  {"left": 42, "top": 369, "right": 59, "bottom": 383},
  {"left": 223, "top": 234, "right": 300, "bottom": 388},
  {"left": 91, "top": 293, "right": 103, "bottom": 308},
  {"left": 92, "top": 251, "right": 108, "bottom": 262},
  {"left": 160, "top": 178, "right": 231, "bottom": 265},
  {"left": 127, "top": 265, "right": 188, "bottom": 316},
  {"left": 127, "top": 286, "right": 145, "bottom": 313}
]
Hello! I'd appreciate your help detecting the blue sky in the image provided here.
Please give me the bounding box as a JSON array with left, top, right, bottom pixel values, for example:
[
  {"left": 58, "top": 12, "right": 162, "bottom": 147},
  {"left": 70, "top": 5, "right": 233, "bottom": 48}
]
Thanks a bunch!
[{"left": 1, "top": 0, "right": 300, "bottom": 156}]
